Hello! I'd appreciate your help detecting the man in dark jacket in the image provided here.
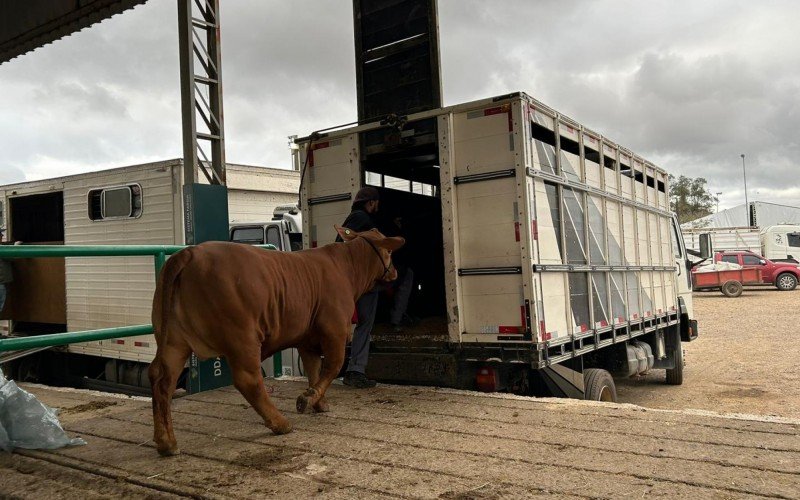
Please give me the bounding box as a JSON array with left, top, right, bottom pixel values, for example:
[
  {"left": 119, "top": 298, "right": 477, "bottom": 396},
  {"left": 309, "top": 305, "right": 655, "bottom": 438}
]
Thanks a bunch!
[{"left": 336, "top": 187, "right": 380, "bottom": 388}]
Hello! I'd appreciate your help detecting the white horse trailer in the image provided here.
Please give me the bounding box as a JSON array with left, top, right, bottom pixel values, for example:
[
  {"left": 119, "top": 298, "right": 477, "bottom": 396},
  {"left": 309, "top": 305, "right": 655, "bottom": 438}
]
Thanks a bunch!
[
  {"left": 294, "top": 92, "right": 702, "bottom": 400},
  {"left": 0, "top": 159, "right": 299, "bottom": 388}
]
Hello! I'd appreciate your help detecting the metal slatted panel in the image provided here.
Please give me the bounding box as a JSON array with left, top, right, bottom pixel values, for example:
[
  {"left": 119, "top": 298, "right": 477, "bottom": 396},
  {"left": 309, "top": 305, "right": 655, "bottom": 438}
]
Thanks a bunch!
[{"left": 353, "top": 0, "right": 442, "bottom": 121}]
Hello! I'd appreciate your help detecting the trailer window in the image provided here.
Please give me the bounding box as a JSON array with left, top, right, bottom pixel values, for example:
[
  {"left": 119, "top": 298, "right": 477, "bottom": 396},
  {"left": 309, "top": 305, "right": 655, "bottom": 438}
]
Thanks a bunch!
[
  {"left": 88, "top": 184, "right": 142, "bottom": 221},
  {"left": 788, "top": 233, "right": 800, "bottom": 247},
  {"left": 560, "top": 135, "right": 581, "bottom": 183},
  {"left": 584, "top": 145, "right": 600, "bottom": 165},
  {"left": 531, "top": 122, "right": 557, "bottom": 174},
  {"left": 365, "top": 171, "right": 436, "bottom": 197}
]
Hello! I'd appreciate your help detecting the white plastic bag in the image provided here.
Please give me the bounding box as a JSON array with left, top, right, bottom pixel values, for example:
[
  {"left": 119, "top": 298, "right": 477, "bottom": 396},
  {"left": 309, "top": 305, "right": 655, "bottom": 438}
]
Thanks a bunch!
[
  {"left": 695, "top": 261, "right": 742, "bottom": 273},
  {"left": 0, "top": 369, "right": 86, "bottom": 452}
]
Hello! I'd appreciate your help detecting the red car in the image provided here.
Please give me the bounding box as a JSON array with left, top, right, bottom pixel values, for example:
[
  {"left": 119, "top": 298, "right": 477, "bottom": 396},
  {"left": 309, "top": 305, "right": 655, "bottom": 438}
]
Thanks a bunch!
[{"left": 714, "top": 251, "right": 800, "bottom": 291}]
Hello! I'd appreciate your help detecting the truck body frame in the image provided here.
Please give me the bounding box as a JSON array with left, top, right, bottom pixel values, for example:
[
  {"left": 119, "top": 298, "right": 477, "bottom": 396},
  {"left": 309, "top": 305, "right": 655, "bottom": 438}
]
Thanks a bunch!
[{"left": 295, "top": 92, "right": 696, "bottom": 396}]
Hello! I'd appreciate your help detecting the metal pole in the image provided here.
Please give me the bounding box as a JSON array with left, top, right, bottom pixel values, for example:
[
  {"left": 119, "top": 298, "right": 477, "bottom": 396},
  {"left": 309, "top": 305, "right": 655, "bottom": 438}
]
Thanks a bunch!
[
  {"left": 273, "top": 351, "right": 283, "bottom": 378},
  {"left": 715, "top": 192, "right": 722, "bottom": 213},
  {"left": 178, "top": 0, "right": 198, "bottom": 186},
  {"left": 0, "top": 325, "right": 153, "bottom": 352},
  {"left": 741, "top": 154, "right": 749, "bottom": 226}
]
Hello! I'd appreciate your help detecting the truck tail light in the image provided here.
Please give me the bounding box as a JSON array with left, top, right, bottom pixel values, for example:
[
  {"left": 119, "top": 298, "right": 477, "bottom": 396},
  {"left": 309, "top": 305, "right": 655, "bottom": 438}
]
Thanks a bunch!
[{"left": 476, "top": 367, "right": 498, "bottom": 392}]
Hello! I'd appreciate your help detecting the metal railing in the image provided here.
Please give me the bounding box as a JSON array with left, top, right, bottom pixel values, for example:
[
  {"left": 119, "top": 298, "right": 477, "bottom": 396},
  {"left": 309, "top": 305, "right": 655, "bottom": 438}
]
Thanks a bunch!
[{"left": 0, "top": 244, "right": 280, "bottom": 376}]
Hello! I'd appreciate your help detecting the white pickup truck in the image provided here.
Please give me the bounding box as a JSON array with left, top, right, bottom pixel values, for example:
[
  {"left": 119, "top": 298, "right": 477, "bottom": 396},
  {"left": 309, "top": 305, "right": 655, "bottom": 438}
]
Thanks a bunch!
[{"left": 229, "top": 204, "right": 303, "bottom": 252}]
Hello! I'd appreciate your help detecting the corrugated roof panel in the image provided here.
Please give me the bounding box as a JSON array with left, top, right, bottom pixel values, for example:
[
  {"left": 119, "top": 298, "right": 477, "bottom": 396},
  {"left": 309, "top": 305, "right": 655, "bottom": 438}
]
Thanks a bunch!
[{"left": 0, "top": 0, "right": 148, "bottom": 64}]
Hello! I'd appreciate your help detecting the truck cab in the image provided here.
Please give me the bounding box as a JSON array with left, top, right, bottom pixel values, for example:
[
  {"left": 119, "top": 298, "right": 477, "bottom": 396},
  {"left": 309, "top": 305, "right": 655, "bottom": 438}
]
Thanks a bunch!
[
  {"left": 760, "top": 224, "right": 800, "bottom": 263},
  {"left": 715, "top": 250, "right": 800, "bottom": 291},
  {"left": 229, "top": 204, "right": 303, "bottom": 251}
]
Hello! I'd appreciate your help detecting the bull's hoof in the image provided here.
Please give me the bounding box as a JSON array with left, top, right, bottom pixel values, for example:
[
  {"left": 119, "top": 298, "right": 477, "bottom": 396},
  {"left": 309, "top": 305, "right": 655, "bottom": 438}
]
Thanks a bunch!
[
  {"left": 313, "top": 398, "right": 330, "bottom": 413},
  {"left": 296, "top": 388, "right": 318, "bottom": 414},
  {"left": 271, "top": 419, "right": 293, "bottom": 435},
  {"left": 156, "top": 443, "right": 180, "bottom": 457}
]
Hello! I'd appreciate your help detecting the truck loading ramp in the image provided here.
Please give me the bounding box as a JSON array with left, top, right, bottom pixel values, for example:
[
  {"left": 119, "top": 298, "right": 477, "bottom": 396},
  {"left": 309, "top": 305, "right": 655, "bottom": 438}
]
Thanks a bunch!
[{"left": 1, "top": 379, "right": 798, "bottom": 499}]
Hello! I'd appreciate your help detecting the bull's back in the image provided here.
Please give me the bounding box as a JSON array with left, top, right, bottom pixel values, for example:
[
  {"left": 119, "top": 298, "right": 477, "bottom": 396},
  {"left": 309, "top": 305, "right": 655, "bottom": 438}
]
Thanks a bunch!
[{"left": 171, "top": 242, "right": 344, "bottom": 352}]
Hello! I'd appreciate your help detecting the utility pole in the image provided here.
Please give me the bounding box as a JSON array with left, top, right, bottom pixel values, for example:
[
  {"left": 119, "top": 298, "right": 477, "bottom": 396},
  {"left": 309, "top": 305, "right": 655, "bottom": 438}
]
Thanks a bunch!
[
  {"left": 715, "top": 192, "right": 722, "bottom": 213},
  {"left": 741, "top": 154, "right": 749, "bottom": 226}
]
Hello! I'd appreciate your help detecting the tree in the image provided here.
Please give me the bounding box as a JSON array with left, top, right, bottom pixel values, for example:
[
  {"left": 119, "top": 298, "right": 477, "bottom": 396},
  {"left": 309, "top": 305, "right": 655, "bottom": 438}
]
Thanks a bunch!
[{"left": 669, "top": 174, "right": 715, "bottom": 224}]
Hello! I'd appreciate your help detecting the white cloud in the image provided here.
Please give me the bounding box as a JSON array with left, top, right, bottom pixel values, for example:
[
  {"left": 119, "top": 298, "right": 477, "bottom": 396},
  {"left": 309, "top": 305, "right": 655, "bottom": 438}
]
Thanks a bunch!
[{"left": 0, "top": 0, "right": 798, "bottom": 209}]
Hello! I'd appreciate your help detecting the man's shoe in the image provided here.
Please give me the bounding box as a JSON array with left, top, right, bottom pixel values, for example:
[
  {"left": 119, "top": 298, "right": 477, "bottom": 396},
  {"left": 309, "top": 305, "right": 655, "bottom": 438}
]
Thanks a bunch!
[{"left": 343, "top": 371, "right": 377, "bottom": 389}]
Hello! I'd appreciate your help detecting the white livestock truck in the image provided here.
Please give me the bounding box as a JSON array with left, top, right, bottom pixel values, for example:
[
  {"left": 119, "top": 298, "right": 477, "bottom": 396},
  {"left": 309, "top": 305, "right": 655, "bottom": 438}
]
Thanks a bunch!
[
  {"left": 294, "top": 92, "right": 707, "bottom": 401},
  {"left": 0, "top": 159, "right": 300, "bottom": 391}
]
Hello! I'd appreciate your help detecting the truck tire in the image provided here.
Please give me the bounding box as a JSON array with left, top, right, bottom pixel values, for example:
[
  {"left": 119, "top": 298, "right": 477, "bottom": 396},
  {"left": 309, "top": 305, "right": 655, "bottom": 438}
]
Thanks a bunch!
[
  {"left": 720, "top": 280, "right": 743, "bottom": 297},
  {"left": 666, "top": 331, "right": 684, "bottom": 386},
  {"left": 775, "top": 273, "right": 798, "bottom": 291},
  {"left": 583, "top": 368, "right": 616, "bottom": 402}
]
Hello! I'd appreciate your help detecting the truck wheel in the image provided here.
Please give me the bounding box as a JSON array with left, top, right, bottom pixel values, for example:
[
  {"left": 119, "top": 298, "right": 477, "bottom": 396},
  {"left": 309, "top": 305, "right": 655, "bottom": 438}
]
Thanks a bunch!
[
  {"left": 583, "top": 368, "right": 616, "bottom": 402},
  {"left": 720, "top": 280, "right": 743, "bottom": 297},
  {"left": 775, "top": 273, "right": 798, "bottom": 291},
  {"left": 666, "top": 332, "right": 684, "bottom": 386}
]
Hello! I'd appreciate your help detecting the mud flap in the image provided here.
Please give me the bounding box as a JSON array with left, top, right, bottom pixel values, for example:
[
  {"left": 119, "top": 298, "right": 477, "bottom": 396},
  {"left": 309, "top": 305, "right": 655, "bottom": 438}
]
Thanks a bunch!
[
  {"left": 680, "top": 317, "right": 699, "bottom": 342},
  {"left": 536, "top": 358, "right": 584, "bottom": 399}
]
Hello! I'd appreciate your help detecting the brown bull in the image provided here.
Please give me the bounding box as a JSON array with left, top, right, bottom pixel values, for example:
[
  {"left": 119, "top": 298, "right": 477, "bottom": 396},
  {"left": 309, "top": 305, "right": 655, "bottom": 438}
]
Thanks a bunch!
[{"left": 148, "top": 226, "right": 404, "bottom": 456}]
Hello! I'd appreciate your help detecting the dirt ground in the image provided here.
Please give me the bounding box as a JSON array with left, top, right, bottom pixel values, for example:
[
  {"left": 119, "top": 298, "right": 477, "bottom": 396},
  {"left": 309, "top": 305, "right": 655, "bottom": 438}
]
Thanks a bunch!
[
  {"left": 616, "top": 288, "right": 800, "bottom": 419},
  {"left": 2, "top": 379, "right": 799, "bottom": 499},
  {"left": 2, "top": 289, "right": 799, "bottom": 498}
]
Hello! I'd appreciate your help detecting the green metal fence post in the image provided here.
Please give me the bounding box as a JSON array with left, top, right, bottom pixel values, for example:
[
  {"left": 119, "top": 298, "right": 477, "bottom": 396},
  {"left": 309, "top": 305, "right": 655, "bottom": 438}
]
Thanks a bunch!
[
  {"left": 154, "top": 251, "right": 166, "bottom": 278},
  {"left": 273, "top": 351, "right": 283, "bottom": 378}
]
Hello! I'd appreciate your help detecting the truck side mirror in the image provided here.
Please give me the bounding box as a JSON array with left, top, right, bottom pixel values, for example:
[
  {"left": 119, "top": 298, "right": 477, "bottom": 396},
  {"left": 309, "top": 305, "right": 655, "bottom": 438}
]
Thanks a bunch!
[{"left": 699, "top": 233, "right": 713, "bottom": 259}]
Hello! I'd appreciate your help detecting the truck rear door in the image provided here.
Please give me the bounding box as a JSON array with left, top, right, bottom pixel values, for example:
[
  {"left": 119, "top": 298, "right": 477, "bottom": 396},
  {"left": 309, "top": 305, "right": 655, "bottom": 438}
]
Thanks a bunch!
[
  {"left": 297, "top": 135, "right": 360, "bottom": 248},
  {"left": 443, "top": 98, "right": 534, "bottom": 343}
]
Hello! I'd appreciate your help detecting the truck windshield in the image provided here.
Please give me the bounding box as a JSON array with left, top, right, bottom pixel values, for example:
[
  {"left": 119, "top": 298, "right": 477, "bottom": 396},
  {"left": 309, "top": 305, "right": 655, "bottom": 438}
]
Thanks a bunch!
[{"left": 231, "top": 227, "right": 264, "bottom": 244}]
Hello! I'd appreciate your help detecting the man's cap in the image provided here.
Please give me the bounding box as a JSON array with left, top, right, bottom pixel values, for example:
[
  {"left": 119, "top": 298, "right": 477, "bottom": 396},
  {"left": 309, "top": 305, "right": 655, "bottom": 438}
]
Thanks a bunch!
[{"left": 353, "top": 187, "right": 380, "bottom": 204}]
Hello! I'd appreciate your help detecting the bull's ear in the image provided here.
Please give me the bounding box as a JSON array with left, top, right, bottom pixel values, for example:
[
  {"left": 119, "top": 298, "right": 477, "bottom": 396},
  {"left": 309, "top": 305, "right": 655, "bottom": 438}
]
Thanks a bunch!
[
  {"left": 335, "top": 224, "right": 358, "bottom": 241},
  {"left": 377, "top": 236, "right": 405, "bottom": 251}
]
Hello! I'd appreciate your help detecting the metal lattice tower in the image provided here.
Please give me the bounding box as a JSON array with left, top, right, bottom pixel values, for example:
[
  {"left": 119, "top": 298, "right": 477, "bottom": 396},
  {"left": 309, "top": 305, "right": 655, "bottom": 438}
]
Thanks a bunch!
[{"left": 178, "top": 0, "right": 226, "bottom": 186}]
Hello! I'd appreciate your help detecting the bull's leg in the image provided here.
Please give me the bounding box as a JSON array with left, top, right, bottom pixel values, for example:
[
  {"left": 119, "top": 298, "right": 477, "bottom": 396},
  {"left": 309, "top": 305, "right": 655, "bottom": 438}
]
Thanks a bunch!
[
  {"left": 297, "top": 349, "right": 329, "bottom": 413},
  {"left": 229, "top": 350, "right": 293, "bottom": 435},
  {"left": 149, "top": 341, "right": 191, "bottom": 457},
  {"left": 296, "top": 335, "right": 347, "bottom": 414}
]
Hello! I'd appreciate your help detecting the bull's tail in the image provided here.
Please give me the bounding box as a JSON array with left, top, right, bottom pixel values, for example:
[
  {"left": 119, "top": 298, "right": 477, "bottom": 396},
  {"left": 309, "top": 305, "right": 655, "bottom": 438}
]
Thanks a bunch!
[{"left": 152, "top": 247, "right": 194, "bottom": 343}]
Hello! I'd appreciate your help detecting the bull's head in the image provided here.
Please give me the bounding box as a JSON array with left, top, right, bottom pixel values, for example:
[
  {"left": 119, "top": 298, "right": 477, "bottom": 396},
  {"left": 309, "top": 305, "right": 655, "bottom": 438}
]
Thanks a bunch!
[{"left": 335, "top": 225, "right": 405, "bottom": 282}]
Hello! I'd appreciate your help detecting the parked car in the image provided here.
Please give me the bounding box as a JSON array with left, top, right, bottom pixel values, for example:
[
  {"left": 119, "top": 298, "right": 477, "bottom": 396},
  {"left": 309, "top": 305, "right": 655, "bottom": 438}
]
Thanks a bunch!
[{"left": 714, "top": 250, "right": 800, "bottom": 291}]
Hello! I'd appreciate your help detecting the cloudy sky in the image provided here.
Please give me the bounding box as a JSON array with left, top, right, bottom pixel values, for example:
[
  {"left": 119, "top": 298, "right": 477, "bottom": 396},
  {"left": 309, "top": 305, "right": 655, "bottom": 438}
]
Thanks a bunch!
[{"left": 1, "top": 0, "right": 798, "bottom": 210}]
